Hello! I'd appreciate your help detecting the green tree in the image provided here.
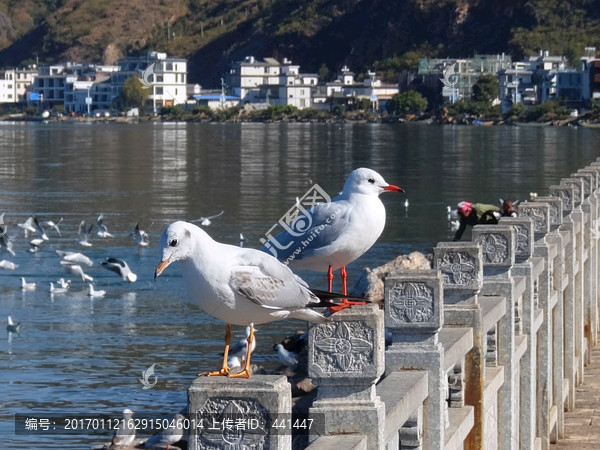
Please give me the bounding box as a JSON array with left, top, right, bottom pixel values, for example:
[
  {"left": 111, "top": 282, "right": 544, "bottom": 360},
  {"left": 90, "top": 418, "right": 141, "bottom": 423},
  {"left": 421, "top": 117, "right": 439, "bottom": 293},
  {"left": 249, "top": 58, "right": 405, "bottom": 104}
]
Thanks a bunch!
[
  {"left": 472, "top": 75, "right": 498, "bottom": 103},
  {"left": 318, "top": 63, "right": 331, "bottom": 82},
  {"left": 387, "top": 91, "right": 428, "bottom": 115},
  {"left": 120, "top": 76, "right": 148, "bottom": 112}
]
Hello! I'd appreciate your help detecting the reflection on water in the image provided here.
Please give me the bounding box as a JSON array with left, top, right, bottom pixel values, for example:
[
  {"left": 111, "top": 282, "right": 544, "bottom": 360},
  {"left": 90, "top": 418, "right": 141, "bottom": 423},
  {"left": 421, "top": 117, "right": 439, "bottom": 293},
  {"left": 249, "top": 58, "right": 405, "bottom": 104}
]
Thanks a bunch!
[{"left": 0, "top": 121, "right": 598, "bottom": 447}]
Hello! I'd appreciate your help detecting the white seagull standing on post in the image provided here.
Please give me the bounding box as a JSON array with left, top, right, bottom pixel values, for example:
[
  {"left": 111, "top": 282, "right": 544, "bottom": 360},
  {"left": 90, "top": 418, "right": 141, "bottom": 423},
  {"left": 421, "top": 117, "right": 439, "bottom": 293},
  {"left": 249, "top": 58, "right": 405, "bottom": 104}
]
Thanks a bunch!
[{"left": 260, "top": 167, "right": 404, "bottom": 308}]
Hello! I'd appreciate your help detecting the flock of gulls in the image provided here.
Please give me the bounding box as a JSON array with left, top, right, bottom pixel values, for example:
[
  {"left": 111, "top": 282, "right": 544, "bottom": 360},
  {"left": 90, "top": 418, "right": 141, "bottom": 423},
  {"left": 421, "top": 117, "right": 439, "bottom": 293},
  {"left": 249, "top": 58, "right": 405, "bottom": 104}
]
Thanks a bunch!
[{"left": 1, "top": 213, "right": 146, "bottom": 300}]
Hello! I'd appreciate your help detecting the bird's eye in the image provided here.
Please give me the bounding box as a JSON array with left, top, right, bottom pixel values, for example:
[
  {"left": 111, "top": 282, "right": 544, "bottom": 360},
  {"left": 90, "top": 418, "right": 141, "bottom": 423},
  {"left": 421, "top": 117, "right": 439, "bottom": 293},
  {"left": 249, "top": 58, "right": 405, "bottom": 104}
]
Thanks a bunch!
[
  {"left": 368, "top": 178, "right": 375, "bottom": 184},
  {"left": 169, "top": 238, "right": 178, "bottom": 247}
]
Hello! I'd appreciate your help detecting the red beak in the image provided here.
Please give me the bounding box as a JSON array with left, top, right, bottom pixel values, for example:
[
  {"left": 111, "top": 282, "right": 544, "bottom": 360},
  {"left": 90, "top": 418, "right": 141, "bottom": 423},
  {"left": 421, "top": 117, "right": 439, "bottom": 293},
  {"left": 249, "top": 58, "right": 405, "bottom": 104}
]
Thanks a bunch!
[{"left": 383, "top": 184, "right": 405, "bottom": 193}]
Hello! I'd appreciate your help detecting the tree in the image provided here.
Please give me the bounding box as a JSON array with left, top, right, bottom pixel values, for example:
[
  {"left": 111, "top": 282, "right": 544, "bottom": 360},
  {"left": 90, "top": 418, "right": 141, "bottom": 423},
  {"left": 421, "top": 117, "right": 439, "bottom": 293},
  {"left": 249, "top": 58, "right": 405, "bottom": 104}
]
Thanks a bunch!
[
  {"left": 387, "top": 91, "right": 428, "bottom": 115},
  {"left": 472, "top": 74, "right": 498, "bottom": 103},
  {"left": 119, "top": 76, "right": 148, "bottom": 112}
]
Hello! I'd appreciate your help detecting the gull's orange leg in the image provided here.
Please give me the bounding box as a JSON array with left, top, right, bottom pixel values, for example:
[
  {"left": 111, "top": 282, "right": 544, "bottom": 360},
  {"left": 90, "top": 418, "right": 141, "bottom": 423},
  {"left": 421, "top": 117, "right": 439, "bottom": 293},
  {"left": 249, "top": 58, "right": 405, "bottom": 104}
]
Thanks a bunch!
[
  {"left": 229, "top": 324, "right": 254, "bottom": 379},
  {"left": 199, "top": 323, "right": 231, "bottom": 376},
  {"left": 329, "top": 266, "right": 367, "bottom": 313},
  {"left": 327, "top": 265, "right": 334, "bottom": 292}
]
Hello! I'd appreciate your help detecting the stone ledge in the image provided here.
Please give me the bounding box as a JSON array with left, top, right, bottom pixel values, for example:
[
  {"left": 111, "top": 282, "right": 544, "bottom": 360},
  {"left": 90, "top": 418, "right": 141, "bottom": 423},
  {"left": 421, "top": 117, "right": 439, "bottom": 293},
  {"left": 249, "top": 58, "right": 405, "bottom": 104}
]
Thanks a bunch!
[
  {"left": 445, "top": 405, "right": 474, "bottom": 450},
  {"left": 439, "top": 327, "right": 474, "bottom": 373},
  {"left": 376, "top": 370, "right": 428, "bottom": 444},
  {"left": 481, "top": 295, "right": 506, "bottom": 334}
]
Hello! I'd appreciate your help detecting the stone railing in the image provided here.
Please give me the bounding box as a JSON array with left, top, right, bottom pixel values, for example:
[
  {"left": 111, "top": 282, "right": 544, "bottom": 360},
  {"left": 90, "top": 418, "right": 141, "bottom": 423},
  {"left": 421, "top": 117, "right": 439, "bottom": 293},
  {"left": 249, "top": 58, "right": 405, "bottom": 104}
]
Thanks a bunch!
[{"left": 183, "top": 159, "right": 600, "bottom": 450}]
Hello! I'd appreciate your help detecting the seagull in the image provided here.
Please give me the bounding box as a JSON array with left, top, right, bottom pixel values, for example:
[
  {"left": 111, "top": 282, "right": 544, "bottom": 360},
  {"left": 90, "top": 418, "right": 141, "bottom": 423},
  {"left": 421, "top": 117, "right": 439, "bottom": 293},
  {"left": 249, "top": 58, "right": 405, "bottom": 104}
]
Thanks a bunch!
[
  {"left": 21, "top": 277, "right": 36, "bottom": 291},
  {"left": 275, "top": 344, "right": 299, "bottom": 369},
  {"left": 77, "top": 220, "right": 93, "bottom": 247},
  {"left": 18, "top": 216, "right": 48, "bottom": 240},
  {"left": 239, "top": 233, "right": 245, "bottom": 247},
  {"left": 261, "top": 168, "right": 404, "bottom": 303},
  {"left": 88, "top": 284, "right": 106, "bottom": 298},
  {"left": 447, "top": 205, "right": 458, "bottom": 220},
  {"left": 228, "top": 326, "right": 257, "bottom": 370},
  {"left": 7, "top": 315, "right": 20, "bottom": 333},
  {"left": 29, "top": 238, "right": 44, "bottom": 253},
  {"left": 154, "top": 221, "right": 331, "bottom": 378},
  {"left": 96, "top": 214, "right": 114, "bottom": 238},
  {"left": 0, "top": 233, "right": 15, "bottom": 257},
  {"left": 101, "top": 257, "right": 137, "bottom": 282},
  {"left": 144, "top": 413, "right": 186, "bottom": 448},
  {"left": 110, "top": 408, "right": 135, "bottom": 449},
  {"left": 57, "top": 278, "right": 71, "bottom": 289},
  {"left": 130, "top": 223, "right": 149, "bottom": 247},
  {"left": 50, "top": 281, "right": 70, "bottom": 294},
  {"left": 192, "top": 210, "right": 224, "bottom": 226},
  {"left": 56, "top": 250, "right": 94, "bottom": 267},
  {"left": 42, "top": 218, "right": 63, "bottom": 237},
  {"left": 0, "top": 259, "right": 18, "bottom": 271},
  {"left": 403, "top": 198, "right": 409, "bottom": 208},
  {"left": 61, "top": 261, "right": 93, "bottom": 282}
]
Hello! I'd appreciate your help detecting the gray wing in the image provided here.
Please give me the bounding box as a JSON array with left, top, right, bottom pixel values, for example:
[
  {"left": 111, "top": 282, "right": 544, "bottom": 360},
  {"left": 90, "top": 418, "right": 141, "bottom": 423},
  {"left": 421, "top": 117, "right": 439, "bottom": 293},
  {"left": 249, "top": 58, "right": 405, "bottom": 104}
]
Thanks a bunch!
[
  {"left": 261, "top": 200, "right": 352, "bottom": 262},
  {"left": 229, "top": 250, "right": 319, "bottom": 310}
]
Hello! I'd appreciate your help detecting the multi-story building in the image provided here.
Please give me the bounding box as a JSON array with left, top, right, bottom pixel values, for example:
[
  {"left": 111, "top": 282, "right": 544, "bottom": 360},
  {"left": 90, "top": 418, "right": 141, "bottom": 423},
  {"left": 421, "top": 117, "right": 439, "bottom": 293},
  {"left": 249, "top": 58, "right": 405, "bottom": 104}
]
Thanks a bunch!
[
  {"left": 113, "top": 52, "right": 188, "bottom": 111},
  {"left": 0, "top": 68, "right": 37, "bottom": 103},
  {"left": 225, "top": 56, "right": 283, "bottom": 105}
]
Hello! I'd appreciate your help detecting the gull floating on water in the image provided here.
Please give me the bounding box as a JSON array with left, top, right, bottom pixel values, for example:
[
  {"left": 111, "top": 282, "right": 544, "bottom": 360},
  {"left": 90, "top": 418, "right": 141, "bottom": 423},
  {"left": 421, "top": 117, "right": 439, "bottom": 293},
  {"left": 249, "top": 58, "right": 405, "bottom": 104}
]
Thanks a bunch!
[
  {"left": 61, "top": 261, "right": 93, "bottom": 282},
  {"left": 56, "top": 250, "right": 94, "bottom": 267},
  {"left": 101, "top": 257, "right": 138, "bottom": 282},
  {"left": 154, "top": 221, "right": 330, "bottom": 378},
  {"left": 50, "top": 280, "right": 70, "bottom": 294},
  {"left": 21, "top": 277, "right": 36, "bottom": 291},
  {"left": 0, "top": 259, "right": 18, "bottom": 271},
  {"left": 275, "top": 343, "right": 299, "bottom": 369},
  {"left": 261, "top": 167, "right": 404, "bottom": 299},
  {"left": 144, "top": 413, "right": 186, "bottom": 448},
  {"left": 88, "top": 284, "right": 106, "bottom": 298},
  {"left": 29, "top": 238, "right": 44, "bottom": 253},
  {"left": 96, "top": 214, "right": 114, "bottom": 238},
  {"left": 7, "top": 315, "right": 20, "bottom": 333},
  {"left": 77, "top": 220, "right": 94, "bottom": 247},
  {"left": 42, "top": 217, "right": 63, "bottom": 237},
  {"left": 110, "top": 408, "right": 135, "bottom": 449},
  {"left": 192, "top": 210, "right": 224, "bottom": 227},
  {"left": 130, "top": 223, "right": 149, "bottom": 247},
  {"left": 228, "top": 326, "right": 257, "bottom": 370}
]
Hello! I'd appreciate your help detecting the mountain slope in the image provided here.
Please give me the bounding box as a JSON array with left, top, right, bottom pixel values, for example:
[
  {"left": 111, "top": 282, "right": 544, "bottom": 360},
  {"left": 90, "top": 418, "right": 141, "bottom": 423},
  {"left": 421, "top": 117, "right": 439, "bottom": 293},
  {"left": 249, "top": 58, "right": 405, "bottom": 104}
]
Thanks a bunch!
[{"left": 0, "top": 0, "right": 599, "bottom": 87}]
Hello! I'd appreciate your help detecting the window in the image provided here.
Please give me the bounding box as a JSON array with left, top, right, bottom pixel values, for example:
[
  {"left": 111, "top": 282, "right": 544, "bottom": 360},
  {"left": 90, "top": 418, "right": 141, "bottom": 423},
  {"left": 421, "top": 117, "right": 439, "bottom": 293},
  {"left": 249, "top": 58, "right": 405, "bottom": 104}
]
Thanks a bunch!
[
  {"left": 166, "top": 63, "right": 173, "bottom": 71},
  {"left": 156, "top": 87, "right": 163, "bottom": 95},
  {"left": 157, "top": 75, "right": 164, "bottom": 82}
]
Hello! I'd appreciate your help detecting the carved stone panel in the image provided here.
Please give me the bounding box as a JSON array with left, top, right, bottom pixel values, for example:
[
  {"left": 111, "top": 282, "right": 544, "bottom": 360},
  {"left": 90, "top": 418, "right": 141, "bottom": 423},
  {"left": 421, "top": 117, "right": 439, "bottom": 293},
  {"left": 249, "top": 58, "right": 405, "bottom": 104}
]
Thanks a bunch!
[
  {"left": 499, "top": 217, "right": 534, "bottom": 260},
  {"left": 384, "top": 270, "right": 443, "bottom": 333},
  {"left": 472, "top": 225, "right": 515, "bottom": 268},
  {"left": 518, "top": 203, "right": 551, "bottom": 236},
  {"left": 561, "top": 178, "right": 583, "bottom": 206},
  {"left": 549, "top": 184, "right": 574, "bottom": 213},
  {"left": 433, "top": 242, "right": 483, "bottom": 292}
]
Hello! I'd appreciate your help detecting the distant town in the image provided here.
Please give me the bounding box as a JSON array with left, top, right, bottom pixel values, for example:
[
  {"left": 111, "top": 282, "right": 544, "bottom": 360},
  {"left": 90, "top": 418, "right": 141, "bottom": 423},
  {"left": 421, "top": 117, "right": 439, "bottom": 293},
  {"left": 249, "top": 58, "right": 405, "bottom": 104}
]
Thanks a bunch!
[{"left": 1, "top": 47, "right": 600, "bottom": 122}]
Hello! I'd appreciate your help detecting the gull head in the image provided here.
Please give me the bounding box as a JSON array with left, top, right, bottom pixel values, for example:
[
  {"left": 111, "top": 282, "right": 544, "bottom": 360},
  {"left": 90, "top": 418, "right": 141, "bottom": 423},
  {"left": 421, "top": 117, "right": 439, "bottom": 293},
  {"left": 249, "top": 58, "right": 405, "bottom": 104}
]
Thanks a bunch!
[
  {"left": 155, "top": 221, "right": 200, "bottom": 279},
  {"left": 343, "top": 168, "right": 404, "bottom": 197}
]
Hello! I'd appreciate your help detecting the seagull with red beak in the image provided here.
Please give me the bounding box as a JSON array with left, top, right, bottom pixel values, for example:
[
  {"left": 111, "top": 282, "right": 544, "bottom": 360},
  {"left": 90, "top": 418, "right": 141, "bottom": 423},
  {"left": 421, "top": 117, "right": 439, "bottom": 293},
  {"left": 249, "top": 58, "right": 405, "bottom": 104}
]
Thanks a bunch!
[{"left": 261, "top": 167, "right": 404, "bottom": 308}]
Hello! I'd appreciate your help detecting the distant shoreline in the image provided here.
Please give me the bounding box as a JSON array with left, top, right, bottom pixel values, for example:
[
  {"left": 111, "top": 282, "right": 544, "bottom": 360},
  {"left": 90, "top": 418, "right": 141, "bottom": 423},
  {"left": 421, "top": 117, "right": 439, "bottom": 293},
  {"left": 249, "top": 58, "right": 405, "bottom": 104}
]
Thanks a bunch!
[{"left": 0, "top": 112, "right": 598, "bottom": 127}]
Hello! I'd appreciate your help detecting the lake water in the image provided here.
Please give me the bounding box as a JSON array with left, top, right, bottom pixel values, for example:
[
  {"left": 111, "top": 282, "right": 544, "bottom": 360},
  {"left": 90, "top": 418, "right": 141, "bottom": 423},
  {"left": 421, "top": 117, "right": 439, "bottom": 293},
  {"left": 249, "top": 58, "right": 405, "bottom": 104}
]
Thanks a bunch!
[{"left": 0, "top": 121, "right": 598, "bottom": 448}]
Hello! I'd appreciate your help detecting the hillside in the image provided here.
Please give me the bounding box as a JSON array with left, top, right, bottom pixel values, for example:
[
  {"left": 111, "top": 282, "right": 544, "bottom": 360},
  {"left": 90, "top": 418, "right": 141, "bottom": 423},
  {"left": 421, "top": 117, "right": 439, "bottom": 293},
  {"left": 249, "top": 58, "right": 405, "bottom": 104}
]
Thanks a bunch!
[{"left": 1, "top": 0, "right": 600, "bottom": 87}]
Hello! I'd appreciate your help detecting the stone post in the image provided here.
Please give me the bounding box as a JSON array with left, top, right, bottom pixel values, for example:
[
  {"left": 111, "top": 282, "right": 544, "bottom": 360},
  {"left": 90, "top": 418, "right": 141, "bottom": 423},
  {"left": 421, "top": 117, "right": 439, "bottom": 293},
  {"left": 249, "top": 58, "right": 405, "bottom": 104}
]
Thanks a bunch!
[
  {"left": 187, "top": 375, "right": 292, "bottom": 450},
  {"left": 471, "top": 224, "right": 521, "bottom": 450},
  {"left": 433, "top": 242, "right": 484, "bottom": 450},
  {"left": 384, "top": 270, "right": 445, "bottom": 449},
  {"left": 499, "top": 215, "right": 539, "bottom": 449},
  {"left": 308, "top": 304, "right": 385, "bottom": 449}
]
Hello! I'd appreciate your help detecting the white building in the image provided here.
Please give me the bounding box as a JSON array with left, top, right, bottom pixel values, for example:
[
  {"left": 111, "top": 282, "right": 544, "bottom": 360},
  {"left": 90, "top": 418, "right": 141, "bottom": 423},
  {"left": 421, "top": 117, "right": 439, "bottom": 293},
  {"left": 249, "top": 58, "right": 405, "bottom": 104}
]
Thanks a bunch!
[
  {"left": 225, "top": 56, "right": 282, "bottom": 105},
  {"left": 113, "top": 52, "right": 188, "bottom": 111},
  {"left": 0, "top": 70, "right": 16, "bottom": 103},
  {"left": 0, "top": 68, "right": 37, "bottom": 103}
]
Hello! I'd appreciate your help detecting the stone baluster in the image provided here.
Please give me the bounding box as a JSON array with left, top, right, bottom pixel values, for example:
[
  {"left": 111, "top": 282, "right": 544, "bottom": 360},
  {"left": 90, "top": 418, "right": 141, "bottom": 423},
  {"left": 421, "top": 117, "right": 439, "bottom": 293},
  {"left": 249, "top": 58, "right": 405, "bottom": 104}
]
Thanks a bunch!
[
  {"left": 307, "top": 304, "right": 385, "bottom": 449},
  {"left": 471, "top": 224, "right": 521, "bottom": 450},
  {"left": 499, "top": 215, "right": 539, "bottom": 448},
  {"left": 560, "top": 177, "right": 586, "bottom": 385},
  {"left": 433, "top": 242, "right": 486, "bottom": 450},
  {"left": 384, "top": 270, "right": 446, "bottom": 449},
  {"left": 187, "top": 375, "right": 292, "bottom": 450}
]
